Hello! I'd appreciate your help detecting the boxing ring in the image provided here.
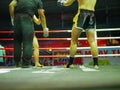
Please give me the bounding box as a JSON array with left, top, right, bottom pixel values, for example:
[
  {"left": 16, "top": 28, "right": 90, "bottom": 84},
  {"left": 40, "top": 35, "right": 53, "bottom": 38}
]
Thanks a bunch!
[
  {"left": 0, "top": 28, "right": 120, "bottom": 66},
  {"left": 0, "top": 28, "right": 120, "bottom": 90}
]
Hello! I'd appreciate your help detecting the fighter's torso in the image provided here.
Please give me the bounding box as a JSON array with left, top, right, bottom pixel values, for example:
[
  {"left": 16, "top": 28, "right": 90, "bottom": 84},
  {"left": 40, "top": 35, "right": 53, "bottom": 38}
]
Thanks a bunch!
[{"left": 78, "top": 0, "right": 97, "bottom": 11}]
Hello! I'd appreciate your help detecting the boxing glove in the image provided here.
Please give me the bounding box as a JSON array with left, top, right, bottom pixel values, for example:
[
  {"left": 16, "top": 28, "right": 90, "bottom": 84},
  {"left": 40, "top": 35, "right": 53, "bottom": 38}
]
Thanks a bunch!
[
  {"left": 43, "top": 28, "right": 49, "bottom": 37},
  {"left": 57, "top": 0, "right": 66, "bottom": 7}
]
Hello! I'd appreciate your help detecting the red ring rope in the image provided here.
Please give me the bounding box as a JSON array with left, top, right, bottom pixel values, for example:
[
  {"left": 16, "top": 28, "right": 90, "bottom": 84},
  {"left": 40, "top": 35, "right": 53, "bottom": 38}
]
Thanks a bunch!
[
  {"left": 0, "top": 28, "right": 120, "bottom": 34},
  {"left": 0, "top": 30, "right": 70, "bottom": 34},
  {"left": 1, "top": 54, "right": 120, "bottom": 58}
]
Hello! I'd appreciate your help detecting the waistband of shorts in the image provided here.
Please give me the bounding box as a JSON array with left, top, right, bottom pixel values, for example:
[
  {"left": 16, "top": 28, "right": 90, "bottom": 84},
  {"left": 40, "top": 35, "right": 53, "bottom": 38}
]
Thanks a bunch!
[{"left": 80, "top": 9, "right": 94, "bottom": 13}]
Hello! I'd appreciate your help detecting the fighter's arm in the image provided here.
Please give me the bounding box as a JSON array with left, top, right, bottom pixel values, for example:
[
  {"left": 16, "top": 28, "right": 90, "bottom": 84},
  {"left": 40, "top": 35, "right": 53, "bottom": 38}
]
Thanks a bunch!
[
  {"left": 9, "top": 0, "right": 17, "bottom": 26},
  {"left": 38, "top": 9, "right": 47, "bottom": 28},
  {"left": 63, "top": 0, "right": 75, "bottom": 6},
  {"left": 57, "top": 0, "right": 75, "bottom": 7},
  {"left": 33, "top": 15, "right": 41, "bottom": 25},
  {"left": 37, "top": 9, "right": 49, "bottom": 37}
]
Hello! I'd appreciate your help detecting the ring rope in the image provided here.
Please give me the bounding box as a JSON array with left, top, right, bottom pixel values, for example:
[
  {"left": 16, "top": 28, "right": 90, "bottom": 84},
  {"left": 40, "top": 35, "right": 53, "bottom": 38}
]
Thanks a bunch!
[
  {"left": 0, "top": 28, "right": 120, "bottom": 58},
  {"left": 1, "top": 46, "right": 120, "bottom": 50},
  {"left": 0, "top": 37, "right": 120, "bottom": 41},
  {"left": 0, "top": 30, "right": 70, "bottom": 34},
  {"left": 0, "top": 36, "right": 120, "bottom": 41},
  {"left": 0, "top": 28, "right": 120, "bottom": 34},
  {"left": 0, "top": 54, "right": 120, "bottom": 58}
]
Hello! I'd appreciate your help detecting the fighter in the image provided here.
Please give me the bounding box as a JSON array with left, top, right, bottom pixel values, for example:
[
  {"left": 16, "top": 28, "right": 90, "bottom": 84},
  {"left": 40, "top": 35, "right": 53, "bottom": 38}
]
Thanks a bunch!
[
  {"left": 32, "top": 14, "right": 43, "bottom": 67},
  {"left": 57, "top": 0, "right": 99, "bottom": 69}
]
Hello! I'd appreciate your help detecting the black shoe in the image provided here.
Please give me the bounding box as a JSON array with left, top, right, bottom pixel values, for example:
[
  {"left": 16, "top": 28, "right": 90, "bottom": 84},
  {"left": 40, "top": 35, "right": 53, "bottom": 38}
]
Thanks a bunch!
[
  {"left": 22, "top": 65, "right": 31, "bottom": 68},
  {"left": 16, "top": 63, "right": 21, "bottom": 68},
  {"left": 64, "top": 64, "right": 74, "bottom": 68},
  {"left": 67, "top": 64, "right": 70, "bottom": 68}
]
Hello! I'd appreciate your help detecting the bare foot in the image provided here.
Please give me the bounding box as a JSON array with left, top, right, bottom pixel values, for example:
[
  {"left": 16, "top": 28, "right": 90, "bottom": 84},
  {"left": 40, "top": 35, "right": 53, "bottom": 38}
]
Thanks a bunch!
[{"left": 35, "top": 63, "right": 43, "bottom": 67}]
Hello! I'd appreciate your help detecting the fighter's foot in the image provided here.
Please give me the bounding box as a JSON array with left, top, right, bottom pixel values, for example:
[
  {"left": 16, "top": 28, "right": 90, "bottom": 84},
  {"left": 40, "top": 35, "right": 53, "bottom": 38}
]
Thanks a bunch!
[
  {"left": 64, "top": 64, "right": 74, "bottom": 68},
  {"left": 35, "top": 63, "right": 43, "bottom": 67},
  {"left": 94, "top": 65, "right": 99, "bottom": 69},
  {"left": 16, "top": 66, "right": 21, "bottom": 68},
  {"left": 79, "top": 65, "right": 86, "bottom": 69}
]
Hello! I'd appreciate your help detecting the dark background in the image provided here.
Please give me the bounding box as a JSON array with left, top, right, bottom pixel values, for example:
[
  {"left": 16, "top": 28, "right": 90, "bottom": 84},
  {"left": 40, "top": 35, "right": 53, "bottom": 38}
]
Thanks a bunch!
[{"left": 0, "top": 0, "right": 120, "bottom": 30}]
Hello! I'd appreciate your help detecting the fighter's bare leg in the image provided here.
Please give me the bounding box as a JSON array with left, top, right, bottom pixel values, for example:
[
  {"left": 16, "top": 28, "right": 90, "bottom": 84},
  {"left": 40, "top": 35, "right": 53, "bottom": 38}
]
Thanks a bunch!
[
  {"left": 86, "top": 30, "right": 99, "bottom": 69},
  {"left": 86, "top": 30, "right": 98, "bottom": 57},
  {"left": 66, "top": 26, "right": 82, "bottom": 68},
  {"left": 33, "top": 35, "right": 43, "bottom": 67},
  {"left": 70, "top": 26, "right": 82, "bottom": 56}
]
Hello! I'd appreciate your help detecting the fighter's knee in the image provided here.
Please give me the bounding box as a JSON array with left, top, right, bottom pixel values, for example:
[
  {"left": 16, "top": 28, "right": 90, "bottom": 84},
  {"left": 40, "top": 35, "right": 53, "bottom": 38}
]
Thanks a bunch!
[
  {"left": 34, "top": 46, "right": 39, "bottom": 49},
  {"left": 71, "top": 41, "right": 77, "bottom": 45},
  {"left": 88, "top": 39, "right": 95, "bottom": 44}
]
